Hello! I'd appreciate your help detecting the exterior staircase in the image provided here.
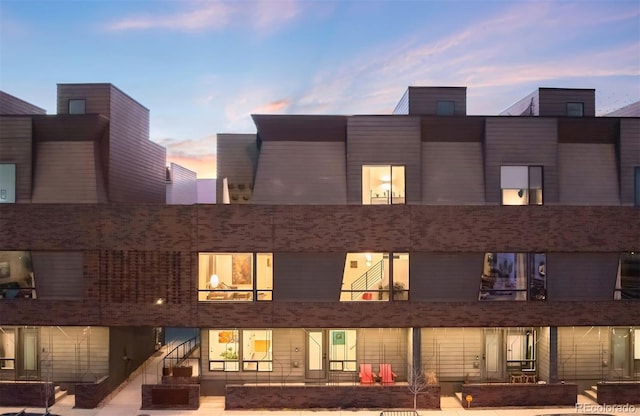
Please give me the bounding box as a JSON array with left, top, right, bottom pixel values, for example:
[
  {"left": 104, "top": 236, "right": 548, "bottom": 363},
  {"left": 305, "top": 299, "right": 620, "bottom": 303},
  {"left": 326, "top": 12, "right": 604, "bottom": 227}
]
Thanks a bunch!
[
  {"left": 584, "top": 385, "right": 598, "bottom": 402},
  {"left": 54, "top": 384, "right": 68, "bottom": 403}
]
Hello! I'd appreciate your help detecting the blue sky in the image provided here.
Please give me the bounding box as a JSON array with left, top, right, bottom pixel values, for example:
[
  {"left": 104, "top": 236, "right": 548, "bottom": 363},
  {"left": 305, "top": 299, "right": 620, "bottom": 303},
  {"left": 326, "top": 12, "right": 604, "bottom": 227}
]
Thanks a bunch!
[{"left": 1, "top": 0, "right": 639, "bottom": 178}]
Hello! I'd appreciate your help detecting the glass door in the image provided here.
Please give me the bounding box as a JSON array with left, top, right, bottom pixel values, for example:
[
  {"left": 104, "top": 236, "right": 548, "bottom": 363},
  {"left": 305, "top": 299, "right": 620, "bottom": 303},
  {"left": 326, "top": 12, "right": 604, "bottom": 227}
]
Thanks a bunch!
[
  {"left": 17, "top": 327, "right": 39, "bottom": 379},
  {"left": 305, "top": 330, "right": 327, "bottom": 382},
  {"left": 484, "top": 329, "right": 503, "bottom": 380},
  {"left": 611, "top": 327, "right": 632, "bottom": 379}
]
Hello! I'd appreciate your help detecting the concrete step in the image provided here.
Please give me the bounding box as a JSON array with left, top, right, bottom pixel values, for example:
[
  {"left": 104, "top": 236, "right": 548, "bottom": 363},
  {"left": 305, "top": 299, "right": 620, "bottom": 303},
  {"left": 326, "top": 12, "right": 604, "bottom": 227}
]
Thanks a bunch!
[
  {"left": 583, "top": 388, "right": 598, "bottom": 402},
  {"left": 54, "top": 384, "right": 68, "bottom": 402},
  {"left": 454, "top": 392, "right": 463, "bottom": 404}
]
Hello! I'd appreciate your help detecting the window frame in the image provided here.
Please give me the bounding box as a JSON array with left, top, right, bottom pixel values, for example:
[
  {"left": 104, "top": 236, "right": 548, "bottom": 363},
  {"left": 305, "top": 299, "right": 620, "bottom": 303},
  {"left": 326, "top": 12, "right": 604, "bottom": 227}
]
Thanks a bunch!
[
  {"left": 68, "top": 99, "right": 86, "bottom": 114},
  {"left": 208, "top": 329, "right": 273, "bottom": 372},
  {"left": 340, "top": 252, "right": 409, "bottom": 302},
  {"left": 361, "top": 165, "right": 406, "bottom": 205},
  {"left": 566, "top": 102, "right": 584, "bottom": 117},
  {"left": 500, "top": 165, "right": 543, "bottom": 206},
  {"left": 0, "top": 163, "right": 16, "bottom": 204},
  {"left": 479, "top": 252, "right": 546, "bottom": 301},
  {"left": 436, "top": 100, "right": 455, "bottom": 116},
  {"left": 198, "top": 253, "right": 272, "bottom": 302}
]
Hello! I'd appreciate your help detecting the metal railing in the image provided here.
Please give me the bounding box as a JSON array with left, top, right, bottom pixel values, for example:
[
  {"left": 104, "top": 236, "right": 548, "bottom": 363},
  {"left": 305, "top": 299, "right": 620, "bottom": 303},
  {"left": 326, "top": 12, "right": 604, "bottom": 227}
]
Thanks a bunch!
[
  {"left": 350, "top": 260, "right": 384, "bottom": 300},
  {"left": 162, "top": 334, "right": 200, "bottom": 371}
]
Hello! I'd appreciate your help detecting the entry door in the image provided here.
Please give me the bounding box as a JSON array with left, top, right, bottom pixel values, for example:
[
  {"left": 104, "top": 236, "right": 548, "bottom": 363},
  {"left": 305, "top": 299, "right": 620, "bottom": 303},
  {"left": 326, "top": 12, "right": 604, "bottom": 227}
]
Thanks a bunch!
[
  {"left": 484, "top": 329, "right": 503, "bottom": 380},
  {"left": 306, "top": 330, "right": 327, "bottom": 381},
  {"left": 611, "top": 327, "right": 632, "bottom": 379},
  {"left": 17, "top": 327, "right": 39, "bottom": 380}
]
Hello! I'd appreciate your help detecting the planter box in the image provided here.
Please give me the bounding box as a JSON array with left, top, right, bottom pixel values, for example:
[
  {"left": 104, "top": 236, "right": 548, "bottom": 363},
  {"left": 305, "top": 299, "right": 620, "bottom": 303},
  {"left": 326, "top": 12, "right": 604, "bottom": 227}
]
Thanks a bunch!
[
  {"left": 172, "top": 366, "right": 193, "bottom": 377},
  {"left": 597, "top": 382, "right": 640, "bottom": 405},
  {"left": 462, "top": 383, "right": 576, "bottom": 408}
]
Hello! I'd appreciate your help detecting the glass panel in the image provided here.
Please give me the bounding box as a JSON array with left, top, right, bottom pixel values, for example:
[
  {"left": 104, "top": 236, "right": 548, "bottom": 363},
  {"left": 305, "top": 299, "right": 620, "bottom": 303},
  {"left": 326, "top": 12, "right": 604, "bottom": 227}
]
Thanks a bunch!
[
  {"left": 199, "top": 253, "right": 253, "bottom": 301},
  {"left": 611, "top": 328, "right": 631, "bottom": 377},
  {"left": 436, "top": 100, "right": 455, "bottom": 116},
  {"left": 529, "top": 253, "right": 546, "bottom": 300},
  {"left": 242, "top": 330, "right": 272, "bottom": 372},
  {"left": 392, "top": 253, "right": 409, "bottom": 300},
  {"left": 329, "top": 329, "right": 356, "bottom": 371},
  {"left": 256, "top": 253, "right": 273, "bottom": 301},
  {"left": 480, "top": 253, "right": 534, "bottom": 301},
  {"left": 501, "top": 166, "right": 528, "bottom": 189},
  {"left": 68, "top": 99, "right": 86, "bottom": 114},
  {"left": 567, "top": 102, "right": 584, "bottom": 117},
  {"left": 340, "top": 253, "right": 385, "bottom": 301},
  {"left": 0, "top": 329, "right": 15, "bottom": 369},
  {"left": 635, "top": 329, "right": 640, "bottom": 360},
  {"left": 0, "top": 164, "right": 16, "bottom": 204},
  {"left": 308, "top": 331, "right": 323, "bottom": 371},
  {"left": 616, "top": 253, "right": 640, "bottom": 299},
  {"left": 391, "top": 166, "right": 405, "bottom": 204},
  {"left": 0, "top": 251, "right": 35, "bottom": 299},
  {"left": 528, "top": 166, "right": 543, "bottom": 205},
  {"left": 209, "top": 330, "right": 239, "bottom": 372},
  {"left": 502, "top": 188, "right": 528, "bottom": 205},
  {"left": 363, "top": 165, "right": 392, "bottom": 205}
]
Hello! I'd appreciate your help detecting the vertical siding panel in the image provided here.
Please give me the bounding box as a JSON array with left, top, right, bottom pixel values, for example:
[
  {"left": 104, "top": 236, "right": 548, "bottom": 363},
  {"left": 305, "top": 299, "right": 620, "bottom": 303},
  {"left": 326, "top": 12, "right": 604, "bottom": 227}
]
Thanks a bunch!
[
  {"left": 252, "top": 142, "right": 347, "bottom": 204},
  {"left": 166, "top": 163, "right": 197, "bottom": 205},
  {"left": 619, "top": 119, "right": 640, "bottom": 205},
  {"left": 538, "top": 89, "right": 595, "bottom": 117},
  {"left": 216, "top": 134, "right": 258, "bottom": 203},
  {"left": 558, "top": 143, "right": 619, "bottom": 205},
  {"left": 0, "top": 117, "right": 33, "bottom": 202},
  {"left": 484, "top": 118, "right": 558, "bottom": 204},
  {"left": 0, "top": 91, "right": 46, "bottom": 115},
  {"left": 422, "top": 142, "right": 485, "bottom": 204},
  {"left": 347, "top": 117, "right": 421, "bottom": 204},
  {"left": 358, "top": 328, "right": 408, "bottom": 381},
  {"left": 547, "top": 253, "right": 619, "bottom": 300},
  {"left": 407, "top": 87, "right": 467, "bottom": 115},
  {"left": 273, "top": 253, "right": 344, "bottom": 301},
  {"left": 421, "top": 328, "right": 483, "bottom": 381},
  {"left": 411, "top": 253, "right": 483, "bottom": 301}
]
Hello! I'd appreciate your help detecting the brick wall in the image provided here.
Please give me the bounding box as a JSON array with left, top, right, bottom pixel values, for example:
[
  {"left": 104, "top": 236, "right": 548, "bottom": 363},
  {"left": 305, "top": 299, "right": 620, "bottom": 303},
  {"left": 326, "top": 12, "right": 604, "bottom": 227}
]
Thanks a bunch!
[
  {"left": 75, "top": 376, "right": 109, "bottom": 408},
  {"left": 225, "top": 384, "right": 441, "bottom": 409},
  {"left": 0, "top": 382, "right": 55, "bottom": 407},
  {"left": 597, "top": 382, "right": 640, "bottom": 405},
  {"left": 461, "top": 383, "right": 577, "bottom": 407},
  {"left": 141, "top": 384, "right": 199, "bottom": 410}
]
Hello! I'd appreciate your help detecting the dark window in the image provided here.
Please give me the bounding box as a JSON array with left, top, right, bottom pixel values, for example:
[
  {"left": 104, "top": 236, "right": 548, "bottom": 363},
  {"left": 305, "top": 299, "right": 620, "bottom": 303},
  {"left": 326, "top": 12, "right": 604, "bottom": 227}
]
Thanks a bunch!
[
  {"left": 615, "top": 252, "right": 640, "bottom": 300},
  {"left": 566, "top": 102, "right": 584, "bottom": 117},
  {"left": 436, "top": 100, "right": 455, "bottom": 116},
  {"left": 68, "top": 99, "right": 86, "bottom": 114}
]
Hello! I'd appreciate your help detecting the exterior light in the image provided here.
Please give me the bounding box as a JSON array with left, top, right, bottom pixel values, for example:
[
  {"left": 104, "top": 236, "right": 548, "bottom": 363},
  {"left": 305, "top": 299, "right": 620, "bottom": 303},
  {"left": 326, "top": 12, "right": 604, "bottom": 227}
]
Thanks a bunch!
[{"left": 155, "top": 298, "right": 165, "bottom": 305}]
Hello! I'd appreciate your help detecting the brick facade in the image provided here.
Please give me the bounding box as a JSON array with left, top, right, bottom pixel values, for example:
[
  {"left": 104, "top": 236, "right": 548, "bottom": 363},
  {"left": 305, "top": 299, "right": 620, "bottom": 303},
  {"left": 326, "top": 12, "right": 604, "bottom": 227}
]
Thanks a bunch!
[
  {"left": 0, "top": 382, "right": 55, "bottom": 407},
  {"left": 596, "top": 382, "right": 640, "bottom": 405},
  {"left": 461, "top": 383, "right": 577, "bottom": 407},
  {"left": 141, "top": 383, "right": 200, "bottom": 410}
]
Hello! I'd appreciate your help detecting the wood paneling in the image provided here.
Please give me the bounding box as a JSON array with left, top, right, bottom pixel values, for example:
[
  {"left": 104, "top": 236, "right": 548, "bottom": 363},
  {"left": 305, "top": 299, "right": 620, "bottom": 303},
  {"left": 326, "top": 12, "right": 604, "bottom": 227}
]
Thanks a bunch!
[
  {"left": 538, "top": 88, "right": 595, "bottom": 117},
  {"left": 421, "top": 142, "right": 485, "bottom": 204},
  {"left": 547, "top": 253, "right": 619, "bottom": 301},
  {"left": 166, "top": 163, "right": 197, "bottom": 205},
  {"left": 558, "top": 143, "right": 619, "bottom": 205},
  {"left": 619, "top": 118, "right": 640, "bottom": 205},
  {"left": 346, "top": 116, "right": 421, "bottom": 204},
  {"left": 32, "top": 252, "right": 84, "bottom": 300},
  {"left": 410, "top": 253, "right": 483, "bottom": 301},
  {"left": 0, "top": 116, "right": 33, "bottom": 202},
  {"left": 273, "top": 253, "right": 344, "bottom": 301},
  {"left": 252, "top": 141, "right": 347, "bottom": 204},
  {"left": 484, "top": 118, "right": 558, "bottom": 204},
  {"left": 0, "top": 91, "right": 46, "bottom": 115},
  {"left": 406, "top": 87, "right": 467, "bottom": 116},
  {"left": 57, "top": 84, "right": 112, "bottom": 116}
]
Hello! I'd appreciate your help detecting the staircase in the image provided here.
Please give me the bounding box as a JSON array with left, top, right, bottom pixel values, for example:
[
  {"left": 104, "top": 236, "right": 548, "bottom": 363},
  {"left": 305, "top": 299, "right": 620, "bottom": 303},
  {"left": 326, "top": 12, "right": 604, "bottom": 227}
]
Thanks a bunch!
[
  {"left": 584, "top": 385, "right": 598, "bottom": 402},
  {"left": 350, "top": 259, "right": 384, "bottom": 300},
  {"left": 163, "top": 334, "right": 200, "bottom": 374},
  {"left": 54, "top": 384, "right": 68, "bottom": 403}
]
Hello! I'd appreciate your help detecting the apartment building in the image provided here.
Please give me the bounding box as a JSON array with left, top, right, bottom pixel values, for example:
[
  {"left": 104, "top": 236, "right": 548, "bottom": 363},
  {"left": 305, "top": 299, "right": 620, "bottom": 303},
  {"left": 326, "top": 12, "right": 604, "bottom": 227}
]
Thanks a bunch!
[{"left": 0, "top": 84, "right": 638, "bottom": 410}]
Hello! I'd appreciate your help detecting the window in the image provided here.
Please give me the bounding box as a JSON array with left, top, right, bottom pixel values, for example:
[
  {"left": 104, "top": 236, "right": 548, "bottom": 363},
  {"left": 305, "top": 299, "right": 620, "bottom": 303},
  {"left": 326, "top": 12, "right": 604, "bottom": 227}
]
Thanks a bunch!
[
  {"left": 362, "top": 165, "right": 405, "bottom": 205},
  {"left": 340, "top": 253, "right": 409, "bottom": 301},
  {"left": 68, "top": 99, "right": 86, "bottom": 114},
  {"left": 436, "top": 100, "right": 455, "bottom": 116},
  {"left": 329, "top": 329, "right": 356, "bottom": 371},
  {"left": 500, "top": 166, "right": 543, "bottom": 205},
  {"left": 506, "top": 328, "right": 536, "bottom": 371},
  {"left": 198, "top": 253, "right": 272, "bottom": 301},
  {"left": 0, "top": 251, "right": 36, "bottom": 299},
  {"left": 566, "top": 102, "right": 584, "bottom": 117},
  {"left": 0, "top": 164, "right": 16, "bottom": 204},
  {"left": 615, "top": 252, "right": 640, "bottom": 300},
  {"left": 0, "top": 328, "right": 15, "bottom": 369},
  {"left": 208, "top": 329, "right": 273, "bottom": 372},
  {"left": 635, "top": 167, "right": 640, "bottom": 207},
  {"left": 479, "top": 253, "right": 546, "bottom": 301}
]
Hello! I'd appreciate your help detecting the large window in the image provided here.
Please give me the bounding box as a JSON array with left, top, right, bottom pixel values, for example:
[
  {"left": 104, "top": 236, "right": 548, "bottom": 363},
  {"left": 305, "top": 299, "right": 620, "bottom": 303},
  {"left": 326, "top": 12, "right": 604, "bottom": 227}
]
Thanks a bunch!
[
  {"left": 615, "top": 252, "right": 640, "bottom": 300},
  {"left": 0, "top": 251, "right": 36, "bottom": 299},
  {"left": 0, "top": 164, "right": 16, "bottom": 204},
  {"left": 340, "top": 253, "right": 409, "bottom": 301},
  {"left": 479, "top": 253, "right": 546, "bottom": 301},
  {"left": 208, "top": 329, "right": 272, "bottom": 372},
  {"left": 329, "top": 329, "right": 356, "bottom": 371},
  {"left": 500, "top": 166, "right": 543, "bottom": 205},
  {"left": 362, "top": 165, "right": 405, "bottom": 205},
  {"left": 198, "top": 253, "right": 272, "bottom": 301}
]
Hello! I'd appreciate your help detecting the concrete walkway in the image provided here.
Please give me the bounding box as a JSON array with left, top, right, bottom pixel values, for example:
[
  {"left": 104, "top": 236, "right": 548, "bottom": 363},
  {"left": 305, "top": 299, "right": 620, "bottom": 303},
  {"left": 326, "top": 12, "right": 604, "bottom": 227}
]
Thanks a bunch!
[{"left": 0, "top": 349, "right": 633, "bottom": 416}]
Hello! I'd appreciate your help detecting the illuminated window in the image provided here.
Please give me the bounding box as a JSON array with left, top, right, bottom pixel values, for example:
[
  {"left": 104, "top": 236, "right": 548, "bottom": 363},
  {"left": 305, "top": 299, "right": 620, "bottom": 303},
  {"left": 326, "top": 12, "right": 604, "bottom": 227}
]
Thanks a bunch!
[
  {"left": 615, "top": 252, "right": 640, "bottom": 300},
  {"left": 436, "top": 100, "right": 455, "bottom": 116},
  {"left": 479, "top": 253, "right": 546, "bottom": 301},
  {"left": 329, "top": 329, "right": 356, "bottom": 371},
  {"left": 0, "top": 164, "right": 16, "bottom": 204},
  {"left": 0, "top": 251, "right": 36, "bottom": 299},
  {"left": 500, "top": 166, "right": 543, "bottom": 205},
  {"left": 566, "top": 102, "right": 584, "bottom": 117},
  {"left": 208, "top": 329, "right": 272, "bottom": 372},
  {"left": 362, "top": 165, "right": 405, "bottom": 205},
  {"left": 68, "top": 99, "right": 86, "bottom": 114},
  {"left": 198, "top": 253, "right": 272, "bottom": 301},
  {"left": 340, "top": 253, "right": 409, "bottom": 301}
]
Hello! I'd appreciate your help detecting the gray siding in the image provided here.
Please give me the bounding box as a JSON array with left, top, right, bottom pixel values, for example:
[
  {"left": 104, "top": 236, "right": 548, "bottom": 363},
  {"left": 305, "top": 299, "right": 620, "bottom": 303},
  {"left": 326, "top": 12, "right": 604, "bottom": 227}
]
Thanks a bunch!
[
  {"left": 216, "top": 134, "right": 258, "bottom": 204},
  {"left": 252, "top": 141, "right": 346, "bottom": 204},
  {"left": 558, "top": 143, "right": 619, "bottom": 205},
  {"left": 0, "top": 91, "right": 46, "bottom": 115},
  {"left": 619, "top": 119, "right": 640, "bottom": 205},
  {"left": 166, "top": 163, "right": 197, "bottom": 205},
  {"left": 538, "top": 89, "right": 595, "bottom": 117},
  {"left": 40, "top": 326, "right": 109, "bottom": 382},
  {"left": 558, "top": 326, "right": 609, "bottom": 380},
  {"left": 346, "top": 116, "right": 421, "bottom": 204},
  {"left": 484, "top": 118, "right": 558, "bottom": 204},
  {"left": 410, "top": 253, "right": 482, "bottom": 301},
  {"left": 31, "top": 141, "right": 105, "bottom": 203},
  {"left": 421, "top": 328, "right": 483, "bottom": 382},
  {"left": 0, "top": 117, "right": 33, "bottom": 203},
  {"left": 406, "top": 87, "right": 466, "bottom": 116},
  {"left": 546, "top": 253, "right": 619, "bottom": 301},
  {"left": 421, "top": 142, "right": 485, "bottom": 204},
  {"left": 273, "top": 253, "right": 344, "bottom": 301},
  {"left": 357, "top": 328, "right": 408, "bottom": 381},
  {"left": 392, "top": 89, "right": 409, "bottom": 115},
  {"left": 32, "top": 252, "right": 84, "bottom": 300}
]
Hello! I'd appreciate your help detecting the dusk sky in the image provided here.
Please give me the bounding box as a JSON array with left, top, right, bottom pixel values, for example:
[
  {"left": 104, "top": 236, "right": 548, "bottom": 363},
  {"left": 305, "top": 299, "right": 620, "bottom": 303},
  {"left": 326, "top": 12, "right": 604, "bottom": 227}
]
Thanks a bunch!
[{"left": 1, "top": 0, "right": 639, "bottom": 178}]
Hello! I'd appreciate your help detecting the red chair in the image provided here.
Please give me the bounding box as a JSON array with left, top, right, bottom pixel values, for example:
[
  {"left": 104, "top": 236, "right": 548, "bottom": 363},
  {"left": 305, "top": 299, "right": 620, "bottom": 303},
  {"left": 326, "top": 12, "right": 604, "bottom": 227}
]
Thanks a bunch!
[
  {"left": 359, "top": 363, "right": 374, "bottom": 384},
  {"left": 378, "top": 363, "right": 397, "bottom": 385},
  {"left": 362, "top": 292, "right": 373, "bottom": 300}
]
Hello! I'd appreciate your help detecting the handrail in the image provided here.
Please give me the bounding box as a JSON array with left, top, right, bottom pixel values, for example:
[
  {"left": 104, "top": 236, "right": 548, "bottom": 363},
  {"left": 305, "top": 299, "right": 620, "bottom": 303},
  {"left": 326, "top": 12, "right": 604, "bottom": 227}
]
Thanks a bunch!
[
  {"left": 162, "top": 334, "right": 200, "bottom": 370},
  {"left": 350, "top": 259, "right": 384, "bottom": 299}
]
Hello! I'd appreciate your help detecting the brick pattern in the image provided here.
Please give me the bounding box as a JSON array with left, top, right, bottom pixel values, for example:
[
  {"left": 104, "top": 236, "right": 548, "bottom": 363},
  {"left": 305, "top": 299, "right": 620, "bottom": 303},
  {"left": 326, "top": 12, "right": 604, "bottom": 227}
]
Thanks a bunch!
[
  {"left": 597, "top": 382, "right": 640, "bottom": 405},
  {"left": 141, "top": 384, "right": 200, "bottom": 410},
  {"left": 75, "top": 377, "right": 110, "bottom": 408},
  {"left": 0, "top": 382, "right": 55, "bottom": 407},
  {"left": 461, "top": 383, "right": 577, "bottom": 407},
  {"left": 225, "top": 384, "right": 441, "bottom": 409}
]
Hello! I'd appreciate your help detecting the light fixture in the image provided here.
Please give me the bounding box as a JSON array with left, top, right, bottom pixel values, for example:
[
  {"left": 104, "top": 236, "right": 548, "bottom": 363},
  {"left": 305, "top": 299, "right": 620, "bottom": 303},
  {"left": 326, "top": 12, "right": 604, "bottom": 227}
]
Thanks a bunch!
[
  {"left": 155, "top": 298, "right": 165, "bottom": 305},
  {"left": 365, "top": 253, "right": 372, "bottom": 267},
  {"left": 210, "top": 274, "right": 219, "bottom": 288}
]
